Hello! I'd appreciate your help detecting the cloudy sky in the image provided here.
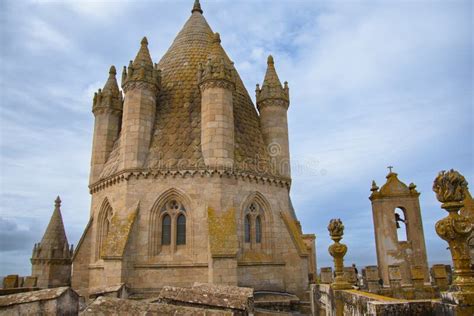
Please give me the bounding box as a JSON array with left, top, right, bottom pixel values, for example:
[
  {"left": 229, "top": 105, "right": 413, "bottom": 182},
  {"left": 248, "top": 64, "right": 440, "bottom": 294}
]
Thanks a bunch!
[{"left": 0, "top": 0, "right": 472, "bottom": 276}]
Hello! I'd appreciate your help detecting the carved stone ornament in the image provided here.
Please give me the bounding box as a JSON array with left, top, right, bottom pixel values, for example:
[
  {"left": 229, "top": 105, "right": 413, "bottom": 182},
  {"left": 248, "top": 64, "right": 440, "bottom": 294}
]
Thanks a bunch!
[
  {"left": 327, "top": 218, "right": 351, "bottom": 290},
  {"left": 197, "top": 57, "right": 235, "bottom": 91},
  {"left": 433, "top": 169, "right": 474, "bottom": 293},
  {"left": 433, "top": 169, "right": 468, "bottom": 205},
  {"left": 328, "top": 218, "right": 344, "bottom": 242}
]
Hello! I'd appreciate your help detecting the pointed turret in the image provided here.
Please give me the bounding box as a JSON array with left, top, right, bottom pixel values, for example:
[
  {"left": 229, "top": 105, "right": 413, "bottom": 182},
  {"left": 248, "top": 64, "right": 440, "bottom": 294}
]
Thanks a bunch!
[
  {"left": 122, "top": 37, "right": 160, "bottom": 90},
  {"left": 90, "top": 66, "right": 123, "bottom": 184},
  {"left": 39, "top": 196, "right": 69, "bottom": 254},
  {"left": 256, "top": 55, "right": 289, "bottom": 111},
  {"left": 257, "top": 55, "right": 291, "bottom": 177},
  {"left": 133, "top": 37, "right": 153, "bottom": 67},
  {"left": 120, "top": 37, "right": 161, "bottom": 169},
  {"left": 192, "top": 0, "right": 203, "bottom": 14},
  {"left": 92, "top": 65, "right": 123, "bottom": 114},
  {"left": 31, "top": 196, "right": 73, "bottom": 288},
  {"left": 198, "top": 32, "right": 236, "bottom": 169}
]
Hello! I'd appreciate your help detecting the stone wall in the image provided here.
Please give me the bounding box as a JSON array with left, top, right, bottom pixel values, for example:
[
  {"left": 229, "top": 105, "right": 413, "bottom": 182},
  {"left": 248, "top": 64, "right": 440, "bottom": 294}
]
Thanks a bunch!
[
  {"left": 72, "top": 175, "right": 312, "bottom": 298},
  {"left": 0, "top": 287, "right": 79, "bottom": 316},
  {"left": 311, "top": 283, "right": 463, "bottom": 316}
]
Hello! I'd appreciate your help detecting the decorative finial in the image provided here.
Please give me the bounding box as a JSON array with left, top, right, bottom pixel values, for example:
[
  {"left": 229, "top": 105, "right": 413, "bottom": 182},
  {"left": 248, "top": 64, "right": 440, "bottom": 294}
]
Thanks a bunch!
[
  {"left": 267, "top": 55, "right": 274, "bottom": 65},
  {"left": 192, "top": 0, "right": 203, "bottom": 14},
  {"left": 141, "top": 36, "right": 148, "bottom": 46},
  {"left": 109, "top": 65, "right": 116, "bottom": 76},
  {"left": 55, "top": 196, "right": 61, "bottom": 208},
  {"left": 371, "top": 180, "right": 379, "bottom": 192},
  {"left": 212, "top": 32, "right": 221, "bottom": 44},
  {"left": 328, "top": 218, "right": 344, "bottom": 241},
  {"left": 433, "top": 169, "right": 468, "bottom": 205}
]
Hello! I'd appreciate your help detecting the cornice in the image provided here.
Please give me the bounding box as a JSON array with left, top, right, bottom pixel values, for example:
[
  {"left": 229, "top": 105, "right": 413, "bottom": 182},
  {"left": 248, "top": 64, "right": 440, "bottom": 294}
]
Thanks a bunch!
[{"left": 89, "top": 167, "right": 291, "bottom": 194}]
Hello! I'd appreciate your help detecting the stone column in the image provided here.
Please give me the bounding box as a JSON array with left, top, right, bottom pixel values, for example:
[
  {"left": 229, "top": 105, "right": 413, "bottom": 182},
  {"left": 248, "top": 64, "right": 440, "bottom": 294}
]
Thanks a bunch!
[
  {"left": 327, "top": 219, "right": 351, "bottom": 316},
  {"left": 328, "top": 219, "right": 352, "bottom": 290},
  {"left": 433, "top": 169, "right": 474, "bottom": 314}
]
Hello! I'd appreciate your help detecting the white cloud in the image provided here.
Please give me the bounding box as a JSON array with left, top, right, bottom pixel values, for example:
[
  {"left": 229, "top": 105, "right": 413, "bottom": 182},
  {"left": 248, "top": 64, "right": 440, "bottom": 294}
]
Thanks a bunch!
[{"left": 23, "top": 18, "right": 73, "bottom": 53}]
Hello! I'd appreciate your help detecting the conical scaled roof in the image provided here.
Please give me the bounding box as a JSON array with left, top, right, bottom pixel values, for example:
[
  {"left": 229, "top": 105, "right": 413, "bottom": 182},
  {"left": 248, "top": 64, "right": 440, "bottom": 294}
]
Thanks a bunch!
[
  {"left": 144, "top": 7, "right": 269, "bottom": 171},
  {"left": 38, "top": 197, "right": 69, "bottom": 259}
]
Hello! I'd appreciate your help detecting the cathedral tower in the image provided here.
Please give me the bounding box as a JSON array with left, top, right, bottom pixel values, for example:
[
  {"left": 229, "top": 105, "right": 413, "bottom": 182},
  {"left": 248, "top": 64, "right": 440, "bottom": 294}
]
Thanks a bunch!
[
  {"left": 73, "top": 0, "right": 314, "bottom": 298},
  {"left": 256, "top": 56, "right": 291, "bottom": 177},
  {"left": 370, "top": 169, "right": 430, "bottom": 285},
  {"left": 31, "top": 197, "right": 73, "bottom": 288}
]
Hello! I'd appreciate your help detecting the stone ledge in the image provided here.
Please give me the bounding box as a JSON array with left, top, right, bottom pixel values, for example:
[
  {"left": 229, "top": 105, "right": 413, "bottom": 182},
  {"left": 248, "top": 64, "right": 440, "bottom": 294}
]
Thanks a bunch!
[{"left": 134, "top": 263, "right": 208, "bottom": 269}]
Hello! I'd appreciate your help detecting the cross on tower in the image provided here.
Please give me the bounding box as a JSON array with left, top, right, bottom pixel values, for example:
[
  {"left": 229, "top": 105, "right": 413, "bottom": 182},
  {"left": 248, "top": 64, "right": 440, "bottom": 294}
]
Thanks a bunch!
[{"left": 387, "top": 166, "right": 394, "bottom": 173}]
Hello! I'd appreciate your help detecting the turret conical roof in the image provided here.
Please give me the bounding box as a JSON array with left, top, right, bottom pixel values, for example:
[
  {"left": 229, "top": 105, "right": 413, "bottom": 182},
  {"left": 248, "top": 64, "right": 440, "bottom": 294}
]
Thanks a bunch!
[
  {"left": 133, "top": 37, "right": 153, "bottom": 67},
  {"left": 257, "top": 55, "right": 289, "bottom": 108},
  {"left": 102, "top": 66, "right": 119, "bottom": 95},
  {"left": 37, "top": 196, "right": 70, "bottom": 259}
]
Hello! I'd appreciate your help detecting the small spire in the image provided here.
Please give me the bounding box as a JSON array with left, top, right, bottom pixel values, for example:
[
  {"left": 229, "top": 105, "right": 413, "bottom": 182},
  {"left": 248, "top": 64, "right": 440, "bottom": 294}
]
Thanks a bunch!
[
  {"left": 192, "top": 0, "right": 203, "bottom": 14},
  {"left": 267, "top": 55, "right": 274, "bottom": 65},
  {"left": 109, "top": 65, "right": 116, "bottom": 76},
  {"left": 34, "top": 196, "right": 70, "bottom": 260},
  {"left": 133, "top": 36, "right": 153, "bottom": 67},
  {"left": 371, "top": 180, "right": 379, "bottom": 192},
  {"left": 257, "top": 54, "right": 289, "bottom": 108},
  {"left": 212, "top": 32, "right": 221, "bottom": 44},
  {"left": 102, "top": 65, "right": 119, "bottom": 94},
  {"left": 55, "top": 196, "right": 61, "bottom": 208}
]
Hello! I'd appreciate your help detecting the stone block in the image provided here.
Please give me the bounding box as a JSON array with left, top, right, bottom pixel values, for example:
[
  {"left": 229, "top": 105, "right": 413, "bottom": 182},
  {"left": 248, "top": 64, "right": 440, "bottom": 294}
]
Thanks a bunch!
[
  {"left": 364, "top": 265, "right": 379, "bottom": 281},
  {"left": 388, "top": 265, "right": 401, "bottom": 281},
  {"left": 320, "top": 267, "right": 333, "bottom": 284},
  {"left": 3, "top": 275, "right": 19, "bottom": 289},
  {"left": 157, "top": 283, "right": 253, "bottom": 314},
  {"left": 23, "top": 277, "right": 37, "bottom": 288}
]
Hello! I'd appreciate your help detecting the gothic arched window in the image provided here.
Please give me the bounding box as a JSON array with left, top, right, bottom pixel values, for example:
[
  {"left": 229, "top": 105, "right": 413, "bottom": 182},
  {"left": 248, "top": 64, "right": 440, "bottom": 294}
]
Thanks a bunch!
[
  {"left": 97, "top": 199, "right": 113, "bottom": 260},
  {"left": 162, "top": 214, "right": 171, "bottom": 245},
  {"left": 177, "top": 214, "right": 186, "bottom": 245},
  {"left": 256, "top": 216, "right": 262, "bottom": 244},
  {"left": 244, "top": 215, "right": 251, "bottom": 243}
]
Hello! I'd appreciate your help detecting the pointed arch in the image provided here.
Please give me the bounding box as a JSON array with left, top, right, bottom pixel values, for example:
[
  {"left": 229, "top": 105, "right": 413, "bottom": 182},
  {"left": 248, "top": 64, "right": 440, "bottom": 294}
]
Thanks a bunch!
[
  {"left": 96, "top": 198, "right": 114, "bottom": 260},
  {"left": 149, "top": 188, "right": 193, "bottom": 256},
  {"left": 240, "top": 191, "right": 274, "bottom": 252}
]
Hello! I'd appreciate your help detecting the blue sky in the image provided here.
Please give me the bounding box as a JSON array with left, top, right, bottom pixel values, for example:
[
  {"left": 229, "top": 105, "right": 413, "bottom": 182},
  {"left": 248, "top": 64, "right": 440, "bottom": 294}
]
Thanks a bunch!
[{"left": 0, "top": 0, "right": 472, "bottom": 276}]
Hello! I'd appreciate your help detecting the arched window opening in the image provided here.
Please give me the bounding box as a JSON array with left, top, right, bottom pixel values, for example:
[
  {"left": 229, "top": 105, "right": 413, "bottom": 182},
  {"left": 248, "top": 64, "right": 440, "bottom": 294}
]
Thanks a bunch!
[
  {"left": 256, "top": 216, "right": 262, "bottom": 244},
  {"left": 98, "top": 201, "right": 113, "bottom": 259},
  {"left": 244, "top": 215, "right": 251, "bottom": 243},
  {"left": 162, "top": 214, "right": 171, "bottom": 245},
  {"left": 177, "top": 214, "right": 186, "bottom": 245},
  {"left": 395, "top": 208, "right": 407, "bottom": 241}
]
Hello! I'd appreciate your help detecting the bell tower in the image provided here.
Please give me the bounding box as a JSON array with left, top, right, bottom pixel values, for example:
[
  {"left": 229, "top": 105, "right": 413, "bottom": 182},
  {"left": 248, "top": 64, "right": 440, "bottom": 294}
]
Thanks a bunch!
[{"left": 370, "top": 168, "right": 430, "bottom": 286}]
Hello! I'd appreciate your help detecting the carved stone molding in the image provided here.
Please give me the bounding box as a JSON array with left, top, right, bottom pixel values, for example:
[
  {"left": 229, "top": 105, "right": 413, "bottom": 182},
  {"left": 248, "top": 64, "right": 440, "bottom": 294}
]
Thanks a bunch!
[
  {"left": 89, "top": 168, "right": 291, "bottom": 194},
  {"left": 122, "top": 80, "right": 160, "bottom": 94},
  {"left": 199, "top": 79, "right": 235, "bottom": 92}
]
